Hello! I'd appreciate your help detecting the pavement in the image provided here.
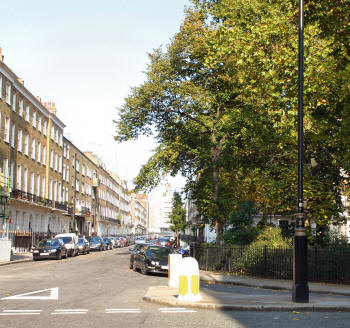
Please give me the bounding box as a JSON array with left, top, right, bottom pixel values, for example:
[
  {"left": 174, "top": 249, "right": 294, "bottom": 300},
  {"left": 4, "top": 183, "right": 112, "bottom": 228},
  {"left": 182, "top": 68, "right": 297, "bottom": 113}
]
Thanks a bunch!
[
  {"left": 144, "top": 272, "right": 350, "bottom": 311},
  {"left": 2, "top": 253, "right": 350, "bottom": 311}
]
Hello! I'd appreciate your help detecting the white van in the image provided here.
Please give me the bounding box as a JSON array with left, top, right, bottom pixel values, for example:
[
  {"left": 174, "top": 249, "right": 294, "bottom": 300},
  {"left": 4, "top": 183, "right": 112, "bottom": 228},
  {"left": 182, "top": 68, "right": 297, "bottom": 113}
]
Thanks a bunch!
[{"left": 55, "top": 233, "right": 79, "bottom": 257}]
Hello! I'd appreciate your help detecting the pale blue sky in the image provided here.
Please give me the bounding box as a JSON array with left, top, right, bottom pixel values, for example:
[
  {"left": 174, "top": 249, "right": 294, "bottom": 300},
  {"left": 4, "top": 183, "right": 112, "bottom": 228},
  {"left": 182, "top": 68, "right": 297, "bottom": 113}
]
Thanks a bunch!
[{"left": 0, "top": 0, "right": 190, "bottom": 191}]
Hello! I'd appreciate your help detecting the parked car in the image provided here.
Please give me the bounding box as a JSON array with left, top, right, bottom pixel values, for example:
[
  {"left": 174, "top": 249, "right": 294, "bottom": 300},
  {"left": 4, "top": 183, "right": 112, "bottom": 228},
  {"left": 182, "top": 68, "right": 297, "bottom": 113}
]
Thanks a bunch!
[
  {"left": 135, "top": 236, "right": 147, "bottom": 244},
  {"left": 55, "top": 233, "right": 79, "bottom": 257},
  {"left": 103, "top": 237, "right": 113, "bottom": 250},
  {"left": 33, "top": 239, "right": 68, "bottom": 260},
  {"left": 115, "top": 237, "right": 124, "bottom": 247},
  {"left": 130, "top": 244, "right": 175, "bottom": 275},
  {"left": 78, "top": 238, "right": 90, "bottom": 255},
  {"left": 155, "top": 237, "right": 173, "bottom": 248},
  {"left": 88, "top": 236, "right": 104, "bottom": 251}
]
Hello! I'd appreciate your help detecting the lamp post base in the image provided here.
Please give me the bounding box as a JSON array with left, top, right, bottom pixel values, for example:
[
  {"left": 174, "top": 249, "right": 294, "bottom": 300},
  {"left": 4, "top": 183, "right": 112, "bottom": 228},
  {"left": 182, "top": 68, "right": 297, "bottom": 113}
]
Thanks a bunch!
[{"left": 292, "top": 231, "right": 309, "bottom": 303}]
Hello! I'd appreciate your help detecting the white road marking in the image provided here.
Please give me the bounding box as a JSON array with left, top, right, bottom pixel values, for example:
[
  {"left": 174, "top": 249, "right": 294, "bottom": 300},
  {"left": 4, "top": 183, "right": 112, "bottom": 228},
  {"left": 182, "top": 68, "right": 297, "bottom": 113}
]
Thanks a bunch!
[
  {"left": 51, "top": 309, "right": 88, "bottom": 315},
  {"left": 1, "top": 287, "right": 59, "bottom": 300},
  {"left": 54, "top": 309, "right": 88, "bottom": 312},
  {"left": 105, "top": 308, "right": 141, "bottom": 313},
  {"left": 3, "top": 310, "right": 42, "bottom": 312},
  {"left": 159, "top": 307, "right": 197, "bottom": 313},
  {"left": 0, "top": 313, "right": 41, "bottom": 316}
]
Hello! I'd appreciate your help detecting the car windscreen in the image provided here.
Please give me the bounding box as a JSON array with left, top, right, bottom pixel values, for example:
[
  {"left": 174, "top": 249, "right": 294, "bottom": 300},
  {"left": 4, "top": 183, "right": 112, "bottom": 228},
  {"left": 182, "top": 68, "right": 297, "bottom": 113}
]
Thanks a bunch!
[
  {"left": 39, "top": 240, "right": 59, "bottom": 247},
  {"left": 78, "top": 238, "right": 85, "bottom": 243},
  {"left": 59, "top": 237, "right": 73, "bottom": 243},
  {"left": 146, "top": 247, "right": 173, "bottom": 257},
  {"left": 89, "top": 237, "right": 100, "bottom": 242}
]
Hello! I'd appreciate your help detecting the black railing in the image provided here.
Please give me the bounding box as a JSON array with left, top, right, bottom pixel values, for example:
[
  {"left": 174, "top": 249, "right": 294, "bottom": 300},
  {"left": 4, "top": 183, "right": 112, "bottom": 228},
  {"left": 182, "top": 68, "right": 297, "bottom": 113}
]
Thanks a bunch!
[
  {"left": 100, "top": 216, "right": 121, "bottom": 225},
  {"left": 55, "top": 201, "right": 68, "bottom": 211},
  {"left": 11, "top": 189, "right": 67, "bottom": 212},
  {"left": 190, "top": 244, "right": 350, "bottom": 284}
]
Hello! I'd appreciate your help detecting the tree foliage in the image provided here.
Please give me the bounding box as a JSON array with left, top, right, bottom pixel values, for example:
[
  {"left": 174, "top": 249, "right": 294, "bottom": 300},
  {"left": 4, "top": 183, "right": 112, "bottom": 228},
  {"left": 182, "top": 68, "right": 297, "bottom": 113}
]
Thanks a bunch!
[{"left": 115, "top": 0, "right": 350, "bottom": 242}]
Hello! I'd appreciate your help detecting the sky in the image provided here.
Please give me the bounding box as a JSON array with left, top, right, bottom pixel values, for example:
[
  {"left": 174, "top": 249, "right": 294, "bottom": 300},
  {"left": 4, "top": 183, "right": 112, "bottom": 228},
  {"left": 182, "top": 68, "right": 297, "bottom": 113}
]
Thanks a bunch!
[{"left": 0, "top": 0, "right": 190, "bottom": 197}]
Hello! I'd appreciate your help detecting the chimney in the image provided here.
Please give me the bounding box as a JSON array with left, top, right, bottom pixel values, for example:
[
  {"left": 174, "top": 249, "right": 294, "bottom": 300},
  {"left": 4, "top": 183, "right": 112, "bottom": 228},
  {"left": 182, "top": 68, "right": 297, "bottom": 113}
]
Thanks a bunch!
[
  {"left": 0, "top": 47, "right": 4, "bottom": 62},
  {"left": 17, "top": 78, "right": 24, "bottom": 85},
  {"left": 36, "top": 96, "right": 42, "bottom": 103}
]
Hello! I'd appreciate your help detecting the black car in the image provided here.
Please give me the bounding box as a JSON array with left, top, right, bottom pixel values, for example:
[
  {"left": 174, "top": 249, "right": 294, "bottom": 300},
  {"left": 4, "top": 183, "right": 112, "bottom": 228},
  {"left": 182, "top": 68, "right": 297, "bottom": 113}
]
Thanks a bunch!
[
  {"left": 88, "top": 236, "right": 104, "bottom": 251},
  {"left": 130, "top": 244, "right": 175, "bottom": 275},
  {"left": 78, "top": 238, "right": 90, "bottom": 255},
  {"left": 33, "top": 239, "right": 67, "bottom": 260}
]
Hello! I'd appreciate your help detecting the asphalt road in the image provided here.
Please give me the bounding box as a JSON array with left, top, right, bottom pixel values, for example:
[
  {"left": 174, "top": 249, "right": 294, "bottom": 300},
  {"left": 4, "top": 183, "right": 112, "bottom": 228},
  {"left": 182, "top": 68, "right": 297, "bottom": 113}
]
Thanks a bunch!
[{"left": 0, "top": 248, "right": 350, "bottom": 328}]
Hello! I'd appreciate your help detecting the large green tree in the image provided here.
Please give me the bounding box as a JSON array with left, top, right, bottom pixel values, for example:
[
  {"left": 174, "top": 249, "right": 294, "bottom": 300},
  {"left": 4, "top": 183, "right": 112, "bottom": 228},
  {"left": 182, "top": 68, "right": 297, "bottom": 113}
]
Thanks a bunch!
[{"left": 115, "top": 0, "right": 349, "bottom": 243}]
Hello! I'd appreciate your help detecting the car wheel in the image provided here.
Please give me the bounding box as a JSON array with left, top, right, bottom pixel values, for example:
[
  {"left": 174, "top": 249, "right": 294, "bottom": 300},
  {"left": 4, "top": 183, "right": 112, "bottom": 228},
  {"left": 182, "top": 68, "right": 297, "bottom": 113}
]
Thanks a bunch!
[
  {"left": 141, "top": 263, "right": 148, "bottom": 275},
  {"left": 129, "top": 261, "right": 133, "bottom": 269},
  {"left": 57, "top": 252, "right": 62, "bottom": 260},
  {"left": 132, "top": 261, "right": 137, "bottom": 271}
]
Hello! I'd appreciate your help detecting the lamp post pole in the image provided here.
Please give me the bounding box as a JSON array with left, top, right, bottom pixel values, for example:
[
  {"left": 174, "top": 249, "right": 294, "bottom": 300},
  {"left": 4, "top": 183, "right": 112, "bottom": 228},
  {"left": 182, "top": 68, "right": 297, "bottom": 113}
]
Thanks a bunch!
[{"left": 292, "top": 0, "right": 309, "bottom": 303}]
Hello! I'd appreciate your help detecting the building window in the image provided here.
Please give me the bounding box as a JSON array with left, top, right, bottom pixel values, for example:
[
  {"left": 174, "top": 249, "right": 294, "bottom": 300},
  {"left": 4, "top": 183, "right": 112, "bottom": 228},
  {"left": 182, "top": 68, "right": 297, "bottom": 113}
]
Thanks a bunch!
[
  {"left": 37, "top": 142, "right": 41, "bottom": 163},
  {"left": 19, "top": 100, "right": 23, "bottom": 117},
  {"left": 32, "top": 111, "right": 36, "bottom": 128},
  {"left": 16, "top": 165, "right": 21, "bottom": 190},
  {"left": 55, "top": 152, "right": 58, "bottom": 171},
  {"left": 55, "top": 129, "right": 58, "bottom": 143},
  {"left": 25, "top": 106, "right": 30, "bottom": 122},
  {"left": 42, "top": 145, "right": 46, "bottom": 165},
  {"left": 31, "top": 139, "right": 36, "bottom": 160},
  {"left": 11, "top": 125, "right": 15, "bottom": 148},
  {"left": 66, "top": 167, "right": 69, "bottom": 182},
  {"left": 10, "top": 162, "right": 14, "bottom": 189},
  {"left": 59, "top": 155, "right": 62, "bottom": 173},
  {"left": 63, "top": 164, "right": 66, "bottom": 181},
  {"left": 5, "top": 82, "right": 11, "bottom": 105},
  {"left": 58, "top": 183, "right": 61, "bottom": 202},
  {"left": 50, "top": 150, "right": 54, "bottom": 168},
  {"left": 3, "top": 158, "right": 8, "bottom": 180},
  {"left": 23, "top": 168, "right": 28, "bottom": 193},
  {"left": 59, "top": 134, "right": 63, "bottom": 147},
  {"left": 42, "top": 176, "right": 45, "bottom": 198},
  {"left": 43, "top": 120, "right": 47, "bottom": 135},
  {"left": 12, "top": 93, "right": 16, "bottom": 112},
  {"left": 75, "top": 159, "right": 79, "bottom": 172},
  {"left": 30, "top": 172, "right": 35, "bottom": 194},
  {"left": 75, "top": 179, "right": 79, "bottom": 192},
  {"left": 24, "top": 133, "right": 29, "bottom": 155},
  {"left": 38, "top": 116, "right": 42, "bottom": 132},
  {"left": 49, "top": 180, "right": 53, "bottom": 200},
  {"left": 36, "top": 174, "right": 40, "bottom": 196},
  {"left": 51, "top": 126, "right": 54, "bottom": 140},
  {"left": 17, "top": 129, "right": 22, "bottom": 152},
  {"left": 67, "top": 146, "right": 70, "bottom": 160},
  {"left": 4, "top": 118, "right": 9, "bottom": 143}
]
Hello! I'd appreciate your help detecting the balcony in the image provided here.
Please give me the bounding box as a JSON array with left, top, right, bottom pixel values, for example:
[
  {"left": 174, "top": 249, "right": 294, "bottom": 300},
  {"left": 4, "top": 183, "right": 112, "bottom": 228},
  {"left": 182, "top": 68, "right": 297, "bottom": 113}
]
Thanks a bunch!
[
  {"left": 99, "top": 216, "right": 121, "bottom": 225},
  {"left": 10, "top": 189, "right": 68, "bottom": 212}
]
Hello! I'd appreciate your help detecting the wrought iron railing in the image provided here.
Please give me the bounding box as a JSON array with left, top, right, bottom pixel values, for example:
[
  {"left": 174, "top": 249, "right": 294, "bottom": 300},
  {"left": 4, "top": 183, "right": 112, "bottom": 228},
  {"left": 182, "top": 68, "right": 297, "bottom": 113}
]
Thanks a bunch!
[{"left": 190, "top": 244, "right": 350, "bottom": 284}]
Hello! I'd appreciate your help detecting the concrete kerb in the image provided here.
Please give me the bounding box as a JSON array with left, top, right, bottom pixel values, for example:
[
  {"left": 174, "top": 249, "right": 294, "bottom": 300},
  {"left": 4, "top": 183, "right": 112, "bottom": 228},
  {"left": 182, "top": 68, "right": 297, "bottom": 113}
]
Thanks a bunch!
[
  {"left": 143, "top": 286, "right": 350, "bottom": 312},
  {"left": 199, "top": 271, "right": 350, "bottom": 297}
]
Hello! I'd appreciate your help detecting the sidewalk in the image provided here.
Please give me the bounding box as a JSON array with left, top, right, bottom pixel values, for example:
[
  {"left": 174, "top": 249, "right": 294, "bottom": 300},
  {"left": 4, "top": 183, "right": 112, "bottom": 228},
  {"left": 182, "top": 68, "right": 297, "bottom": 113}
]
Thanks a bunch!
[
  {"left": 143, "top": 271, "right": 350, "bottom": 311},
  {"left": 0, "top": 252, "right": 32, "bottom": 266}
]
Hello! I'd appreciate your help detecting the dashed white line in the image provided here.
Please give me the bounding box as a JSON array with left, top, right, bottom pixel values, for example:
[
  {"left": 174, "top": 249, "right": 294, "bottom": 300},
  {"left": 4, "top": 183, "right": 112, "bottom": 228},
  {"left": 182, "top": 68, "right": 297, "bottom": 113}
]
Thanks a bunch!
[
  {"left": 105, "top": 308, "right": 141, "bottom": 314},
  {"left": 0, "top": 310, "right": 42, "bottom": 316},
  {"left": 51, "top": 309, "right": 88, "bottom": 315},
  {"left": 159, "top": 307, "right": 197, "bottom": 313}
]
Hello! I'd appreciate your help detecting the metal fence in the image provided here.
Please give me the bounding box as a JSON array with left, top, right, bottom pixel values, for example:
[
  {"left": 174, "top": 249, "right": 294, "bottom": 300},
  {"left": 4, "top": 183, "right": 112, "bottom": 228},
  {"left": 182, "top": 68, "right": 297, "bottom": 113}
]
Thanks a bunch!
[{"left": 190, "top": 243, "right": 350, "bottom": 284}]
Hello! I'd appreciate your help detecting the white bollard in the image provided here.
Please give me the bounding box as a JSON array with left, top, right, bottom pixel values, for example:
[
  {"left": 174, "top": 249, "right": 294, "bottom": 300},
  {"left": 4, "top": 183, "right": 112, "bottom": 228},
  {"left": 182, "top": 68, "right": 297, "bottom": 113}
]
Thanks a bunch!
[
  {"left": 177, "top": 257, "right": 201, "bottom": 302},
  {"left": 168, "top": 254, "right": 183, "bottom": 288}
]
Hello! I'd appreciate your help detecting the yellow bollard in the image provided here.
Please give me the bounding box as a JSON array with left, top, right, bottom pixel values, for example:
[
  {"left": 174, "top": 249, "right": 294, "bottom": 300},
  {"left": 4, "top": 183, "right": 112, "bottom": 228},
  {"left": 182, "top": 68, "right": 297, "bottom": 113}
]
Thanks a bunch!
[
  {"left": 179, "top": 275, "right": 188, "bottom": 296},
  {"left": 177, "top": 257, "right": 201, "bottom": 302}
]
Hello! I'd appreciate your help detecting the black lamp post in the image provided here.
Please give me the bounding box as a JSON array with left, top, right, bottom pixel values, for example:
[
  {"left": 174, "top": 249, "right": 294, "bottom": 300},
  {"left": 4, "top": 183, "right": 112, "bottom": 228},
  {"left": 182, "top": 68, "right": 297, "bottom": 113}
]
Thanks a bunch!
[{"left": 292, "top": 0, "right": 309, "bottom": 303}]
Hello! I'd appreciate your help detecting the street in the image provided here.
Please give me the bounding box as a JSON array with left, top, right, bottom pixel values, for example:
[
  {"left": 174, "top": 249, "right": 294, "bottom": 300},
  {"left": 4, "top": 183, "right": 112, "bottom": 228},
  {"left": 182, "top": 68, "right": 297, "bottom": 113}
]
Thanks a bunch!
[{"left": 0, "top": 248, "right": 350, "bottom": 328}]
